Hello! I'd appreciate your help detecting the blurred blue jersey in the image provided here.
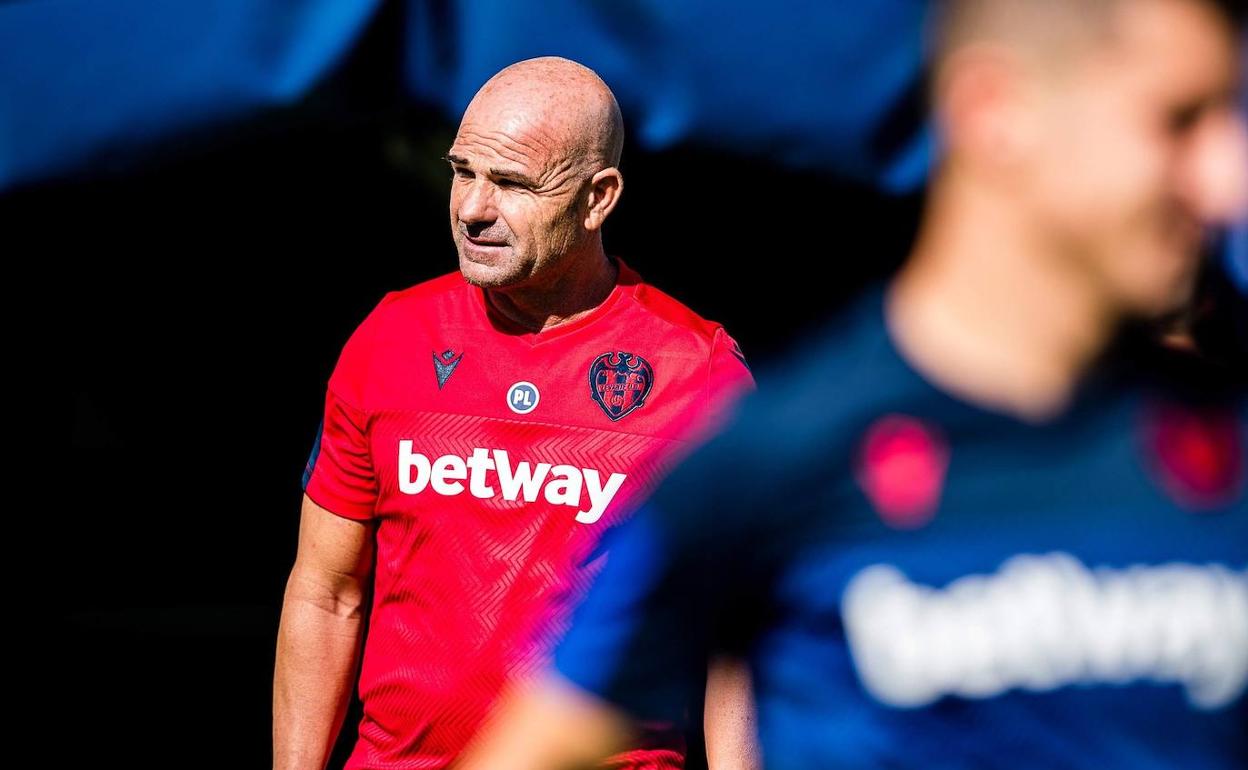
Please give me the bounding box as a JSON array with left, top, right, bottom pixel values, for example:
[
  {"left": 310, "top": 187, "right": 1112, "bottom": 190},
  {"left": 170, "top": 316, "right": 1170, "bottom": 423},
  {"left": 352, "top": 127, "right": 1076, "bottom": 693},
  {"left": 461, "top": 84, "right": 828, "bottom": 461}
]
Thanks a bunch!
[{"left": 556, "top": 288, "right": 1247, "bottom": 770}]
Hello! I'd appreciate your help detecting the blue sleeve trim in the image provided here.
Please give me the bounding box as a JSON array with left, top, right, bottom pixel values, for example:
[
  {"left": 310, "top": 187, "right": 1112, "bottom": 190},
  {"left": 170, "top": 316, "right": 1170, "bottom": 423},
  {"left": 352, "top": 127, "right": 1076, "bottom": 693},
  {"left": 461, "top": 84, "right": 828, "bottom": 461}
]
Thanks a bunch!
[{"left": 301, "top": 419, "right": 324, "bottom": 491}]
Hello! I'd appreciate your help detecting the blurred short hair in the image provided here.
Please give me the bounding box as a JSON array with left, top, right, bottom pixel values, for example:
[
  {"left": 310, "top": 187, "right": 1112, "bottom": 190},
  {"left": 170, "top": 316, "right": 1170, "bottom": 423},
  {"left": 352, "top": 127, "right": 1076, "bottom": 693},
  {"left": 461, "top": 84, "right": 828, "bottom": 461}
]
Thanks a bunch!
[{"left": 928, "top": 0, "right": 1244, "bottom": 76}]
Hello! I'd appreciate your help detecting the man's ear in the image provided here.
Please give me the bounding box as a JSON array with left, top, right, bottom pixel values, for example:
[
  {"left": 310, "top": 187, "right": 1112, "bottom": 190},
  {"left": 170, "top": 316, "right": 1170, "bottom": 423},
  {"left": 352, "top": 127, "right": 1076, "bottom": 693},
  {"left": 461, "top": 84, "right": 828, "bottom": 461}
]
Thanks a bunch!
[
  {"left": 584, "top": 168, "right": 623, "bottom": 231},
  {"left": 938, "top": 45, "right": 1041, "bottom": 177}
]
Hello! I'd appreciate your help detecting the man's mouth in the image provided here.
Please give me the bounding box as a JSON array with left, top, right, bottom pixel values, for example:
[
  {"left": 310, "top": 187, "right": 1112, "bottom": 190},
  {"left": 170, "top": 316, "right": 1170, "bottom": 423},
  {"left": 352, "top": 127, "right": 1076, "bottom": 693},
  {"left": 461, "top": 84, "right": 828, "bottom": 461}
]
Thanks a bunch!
[
  {"left": 461, "top": 234, "right": 509, "bottom": 249},
  {"left": 464, "top": 233, "right": 510, "bottom": 248},
  {"left": 459, "top": 233, "right": 512, "bottom": 265}
]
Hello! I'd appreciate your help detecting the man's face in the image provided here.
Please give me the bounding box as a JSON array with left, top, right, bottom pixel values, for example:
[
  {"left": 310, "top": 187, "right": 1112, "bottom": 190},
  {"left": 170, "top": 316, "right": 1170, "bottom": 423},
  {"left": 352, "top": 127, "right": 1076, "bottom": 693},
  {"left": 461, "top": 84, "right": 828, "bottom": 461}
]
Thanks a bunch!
[
  {"left": 447, "top": 99, "right": 590, "bottom": 290},
  {"left": 1023, "top": 0, "right": 1246, "bottom": 316}
]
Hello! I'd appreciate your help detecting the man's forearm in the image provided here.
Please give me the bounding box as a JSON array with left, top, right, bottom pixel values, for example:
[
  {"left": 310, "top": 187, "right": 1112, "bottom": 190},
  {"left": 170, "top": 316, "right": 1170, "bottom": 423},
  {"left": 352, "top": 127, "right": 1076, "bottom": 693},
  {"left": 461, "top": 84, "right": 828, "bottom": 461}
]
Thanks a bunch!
[
  {"left": 273, "top": 574, "right": 368, "bottom": 770},
  {"left": 705, "top": 656, "right": 761, "bottom": 770}
]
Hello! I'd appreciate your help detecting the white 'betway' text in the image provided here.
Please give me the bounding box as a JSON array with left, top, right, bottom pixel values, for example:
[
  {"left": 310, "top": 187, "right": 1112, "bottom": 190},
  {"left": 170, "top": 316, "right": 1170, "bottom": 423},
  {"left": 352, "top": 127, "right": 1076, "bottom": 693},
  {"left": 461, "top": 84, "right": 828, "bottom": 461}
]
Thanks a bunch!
[
  {"left": 397, "top": 442, "right": 627, "bottom": 524},
  {"left": 843, "top": 552, "right": 1248, "bottom": 710}
]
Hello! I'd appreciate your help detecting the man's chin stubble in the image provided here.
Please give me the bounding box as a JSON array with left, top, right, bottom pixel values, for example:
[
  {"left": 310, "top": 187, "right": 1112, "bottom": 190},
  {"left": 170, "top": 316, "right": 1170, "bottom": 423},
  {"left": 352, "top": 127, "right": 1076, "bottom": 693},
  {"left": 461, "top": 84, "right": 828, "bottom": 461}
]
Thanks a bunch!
[{"left": 458, "top": 255, "right": 528, "bottom": 290}]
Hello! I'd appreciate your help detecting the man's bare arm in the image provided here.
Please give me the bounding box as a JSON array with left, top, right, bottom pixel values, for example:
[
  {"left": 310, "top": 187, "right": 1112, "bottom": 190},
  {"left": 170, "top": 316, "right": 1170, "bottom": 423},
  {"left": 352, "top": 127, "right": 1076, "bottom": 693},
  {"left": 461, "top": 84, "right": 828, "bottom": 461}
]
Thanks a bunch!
[
  {"left": 704, "top": 656, "right": 762, "bottom": 770},
  {"left": 273, "top": 494, "right": 375, "bottom": 770}
]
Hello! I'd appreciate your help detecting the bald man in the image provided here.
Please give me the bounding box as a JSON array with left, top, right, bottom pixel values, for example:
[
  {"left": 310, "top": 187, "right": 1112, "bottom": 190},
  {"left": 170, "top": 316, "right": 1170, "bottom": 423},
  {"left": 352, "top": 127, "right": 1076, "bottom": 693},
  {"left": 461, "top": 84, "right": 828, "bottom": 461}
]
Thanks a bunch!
[
  {"left": 272, "top": 57, "right": 754, "bottom": 770},
  {"left": 458, "top": 2, "right": 1248, "bottom": 769}
]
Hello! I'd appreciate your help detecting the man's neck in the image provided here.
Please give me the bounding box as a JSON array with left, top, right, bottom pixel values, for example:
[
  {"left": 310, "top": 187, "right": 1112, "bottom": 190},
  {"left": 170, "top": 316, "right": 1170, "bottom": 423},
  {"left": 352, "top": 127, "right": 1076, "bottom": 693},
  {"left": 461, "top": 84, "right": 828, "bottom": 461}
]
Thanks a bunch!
[
  {"left": 485, "top": 247, "right": 619, "bottom": 333},
  {"left": 887, "top": 174, "right": 1119, "bottom": 421}
]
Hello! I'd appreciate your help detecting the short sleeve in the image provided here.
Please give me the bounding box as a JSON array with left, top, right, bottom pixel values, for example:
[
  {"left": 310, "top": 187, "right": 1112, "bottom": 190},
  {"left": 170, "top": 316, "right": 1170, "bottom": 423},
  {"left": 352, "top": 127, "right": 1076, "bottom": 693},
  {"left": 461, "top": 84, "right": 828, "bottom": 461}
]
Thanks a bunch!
[
  {"left": 709, "top": 327, "right": 755, "bottom": 398},
  {"left": 300, "top": 293, "right": 398, "bottom": 521},
  {"left": 303, "top": 389, "right": 377, "bottom": 520}
]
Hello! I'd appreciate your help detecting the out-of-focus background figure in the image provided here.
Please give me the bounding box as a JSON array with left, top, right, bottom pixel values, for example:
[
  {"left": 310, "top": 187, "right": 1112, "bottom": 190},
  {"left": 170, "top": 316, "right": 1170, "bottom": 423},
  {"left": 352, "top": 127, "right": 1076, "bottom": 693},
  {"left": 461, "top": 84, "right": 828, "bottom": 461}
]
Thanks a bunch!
[
  {"left": 30, "top": 0, "right": 1244, "bottom": 767},
  {"left": 456, "top": 0, "right": 1248, "bottom": 768}
]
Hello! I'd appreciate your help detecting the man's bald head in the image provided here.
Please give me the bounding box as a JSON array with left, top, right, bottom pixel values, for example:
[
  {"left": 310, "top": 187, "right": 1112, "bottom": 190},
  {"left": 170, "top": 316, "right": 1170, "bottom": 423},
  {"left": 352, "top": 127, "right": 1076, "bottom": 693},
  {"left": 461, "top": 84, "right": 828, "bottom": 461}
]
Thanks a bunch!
[
  {"left": 447, "top": 57, "right": 627, "bottom": 292},
  {"left": 464, "top": 56, "right": 624, "bottom": 172}
]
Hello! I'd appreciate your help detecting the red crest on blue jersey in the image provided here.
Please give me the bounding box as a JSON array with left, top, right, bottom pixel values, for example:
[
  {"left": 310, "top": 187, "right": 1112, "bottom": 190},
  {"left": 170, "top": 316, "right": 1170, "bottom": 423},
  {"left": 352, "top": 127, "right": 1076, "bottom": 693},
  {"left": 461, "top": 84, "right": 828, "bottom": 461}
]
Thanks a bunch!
[
  {"left": 1141, "top": 401, "right": 1245, "bottom": 511},
  {"left": 855, "top": 414, "right": 949, "bottom": 529},
  {"left": 589, "top": 352, "right": 654, "bottom": 421}
]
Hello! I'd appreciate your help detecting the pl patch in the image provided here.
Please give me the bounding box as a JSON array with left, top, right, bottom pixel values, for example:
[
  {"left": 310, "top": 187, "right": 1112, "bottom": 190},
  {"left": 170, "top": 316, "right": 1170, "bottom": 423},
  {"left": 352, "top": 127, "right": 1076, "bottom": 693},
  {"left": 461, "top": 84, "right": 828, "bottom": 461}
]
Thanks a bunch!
[
  {"left": 589, "top": 351, "right": 654, "bottom": 421},
  {"left": 507, "top": 381, "right": 541, "bottom": 415}
]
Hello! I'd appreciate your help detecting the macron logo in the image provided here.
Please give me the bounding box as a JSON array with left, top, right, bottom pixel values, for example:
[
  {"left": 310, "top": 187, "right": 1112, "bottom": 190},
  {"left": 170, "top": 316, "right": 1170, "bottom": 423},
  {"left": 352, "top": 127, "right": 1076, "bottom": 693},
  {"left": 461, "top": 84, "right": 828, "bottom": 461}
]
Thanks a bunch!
[{"left": 397, "top": 441, "right": 627, "bottom": 524}]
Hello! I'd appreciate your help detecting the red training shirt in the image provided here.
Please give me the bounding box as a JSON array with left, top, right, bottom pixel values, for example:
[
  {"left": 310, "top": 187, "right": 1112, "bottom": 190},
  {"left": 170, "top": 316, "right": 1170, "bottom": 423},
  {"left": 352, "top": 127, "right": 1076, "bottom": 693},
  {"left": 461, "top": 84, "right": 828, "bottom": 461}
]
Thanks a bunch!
[{"left": 303, "top": 258, "right": 753, "bottom": 769}]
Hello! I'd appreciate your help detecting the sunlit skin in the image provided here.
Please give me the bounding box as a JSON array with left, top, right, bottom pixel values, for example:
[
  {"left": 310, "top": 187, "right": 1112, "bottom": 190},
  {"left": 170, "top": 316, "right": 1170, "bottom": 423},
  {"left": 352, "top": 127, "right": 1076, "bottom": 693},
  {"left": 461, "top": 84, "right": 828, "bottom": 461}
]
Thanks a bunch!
[{"left": 446, "top": 57, "right": 624, "bottom": 332}]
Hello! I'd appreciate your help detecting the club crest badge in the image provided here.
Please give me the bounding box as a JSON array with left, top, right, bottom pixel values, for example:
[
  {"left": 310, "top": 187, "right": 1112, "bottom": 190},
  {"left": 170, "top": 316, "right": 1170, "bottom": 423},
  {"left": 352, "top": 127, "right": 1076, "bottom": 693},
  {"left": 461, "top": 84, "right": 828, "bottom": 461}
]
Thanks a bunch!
[
  {"left": 855, "top": 414, "right": 949, "bottom": 530},
  {"left": 589, "top": 351, "right": 654, "bottom": 421},
  {"left": 1141, "top": 400, "right": 1244, "bottom": 511}
]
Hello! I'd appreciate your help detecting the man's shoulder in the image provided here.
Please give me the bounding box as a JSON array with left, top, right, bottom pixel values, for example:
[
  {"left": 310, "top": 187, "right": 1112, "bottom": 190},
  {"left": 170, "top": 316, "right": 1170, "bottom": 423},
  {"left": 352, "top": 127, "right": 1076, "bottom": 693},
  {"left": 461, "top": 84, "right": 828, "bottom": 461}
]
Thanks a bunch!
[
  {"left": 630, "top": 283, "right": 723, "bottom": 339},
  {"left": 386, "top": 271, "right": 473, "bottom": 308},
  {"left": 618, "top": 265, "right": 735, "bottom": 357},
  {"left": 357, "top": 271, "right": 475, "bottom": 328}
]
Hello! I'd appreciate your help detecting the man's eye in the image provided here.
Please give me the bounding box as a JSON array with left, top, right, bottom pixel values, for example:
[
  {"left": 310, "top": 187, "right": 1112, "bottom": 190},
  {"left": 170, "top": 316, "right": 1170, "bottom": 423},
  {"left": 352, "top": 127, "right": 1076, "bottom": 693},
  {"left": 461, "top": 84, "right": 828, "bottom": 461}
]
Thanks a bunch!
[
  {"left": 452, "top": 167, "right": 474, "bottom": 179},
  {"left": 496, "top": 178, "right": 524, "bottom": 189}
]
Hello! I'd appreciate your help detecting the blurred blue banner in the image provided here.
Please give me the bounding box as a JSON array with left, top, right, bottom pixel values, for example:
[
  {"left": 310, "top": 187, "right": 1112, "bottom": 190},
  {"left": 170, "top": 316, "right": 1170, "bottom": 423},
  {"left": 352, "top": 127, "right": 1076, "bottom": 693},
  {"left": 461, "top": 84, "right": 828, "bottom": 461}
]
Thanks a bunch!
[
  {"left": 407, "top": 0, "right": 933, "bottom": 192},
  {"left": 1, "top": 0, "right": 932, "bottom": 193},
  {"left": 0, "top": 0, "right": 381, "bottom": 190}
]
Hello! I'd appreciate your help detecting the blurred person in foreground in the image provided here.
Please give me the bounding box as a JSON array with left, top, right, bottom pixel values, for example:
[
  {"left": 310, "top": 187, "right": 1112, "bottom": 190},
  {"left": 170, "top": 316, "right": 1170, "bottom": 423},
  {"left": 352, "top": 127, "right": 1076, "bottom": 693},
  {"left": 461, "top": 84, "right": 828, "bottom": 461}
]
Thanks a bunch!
[
  {"left": 458, "top": 1, "right": 1248, "bottom": 768},
  {"left": 273, "top": 56, "right": 756, "bottom": 770}
]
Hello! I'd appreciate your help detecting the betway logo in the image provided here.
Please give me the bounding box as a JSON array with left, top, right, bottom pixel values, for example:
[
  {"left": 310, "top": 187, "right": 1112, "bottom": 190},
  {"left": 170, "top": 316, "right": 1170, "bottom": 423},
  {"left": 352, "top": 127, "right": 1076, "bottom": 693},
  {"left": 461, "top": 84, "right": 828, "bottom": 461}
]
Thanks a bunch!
[
  {"left": 396, "top": 441, "right": 627, "bottom": 524},
  {"left": 843, "top": 553, "right": 1248, "bottom": 710}
]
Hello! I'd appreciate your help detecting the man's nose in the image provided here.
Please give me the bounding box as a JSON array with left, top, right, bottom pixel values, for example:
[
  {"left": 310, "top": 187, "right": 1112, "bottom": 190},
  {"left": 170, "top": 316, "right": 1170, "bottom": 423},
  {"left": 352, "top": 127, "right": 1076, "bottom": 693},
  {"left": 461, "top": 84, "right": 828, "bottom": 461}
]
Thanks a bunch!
[
  {"left": 457, "top": 178, "right": 499, "bottom": 225},
  {"left": 1180, "top": 110, "right": 1248, "bottom": 226}
]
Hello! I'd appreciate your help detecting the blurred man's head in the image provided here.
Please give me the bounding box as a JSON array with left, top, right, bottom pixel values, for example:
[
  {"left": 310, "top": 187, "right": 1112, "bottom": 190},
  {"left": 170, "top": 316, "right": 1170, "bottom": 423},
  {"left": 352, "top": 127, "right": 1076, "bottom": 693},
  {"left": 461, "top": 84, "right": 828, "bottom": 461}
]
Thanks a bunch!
[
  {"left": 930, "top": 0, "right": 1247, "bottom": 316},
  {"left": 447, "top": 57, "right": 625, "bottom": 291}
]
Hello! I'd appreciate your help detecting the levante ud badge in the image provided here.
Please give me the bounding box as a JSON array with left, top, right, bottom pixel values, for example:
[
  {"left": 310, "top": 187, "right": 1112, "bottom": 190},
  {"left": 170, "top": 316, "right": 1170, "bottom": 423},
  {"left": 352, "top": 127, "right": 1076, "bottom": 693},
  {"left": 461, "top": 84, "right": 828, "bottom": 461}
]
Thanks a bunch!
[{"left": 589, "top": 351, "right": 654, "bottom": 421}]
